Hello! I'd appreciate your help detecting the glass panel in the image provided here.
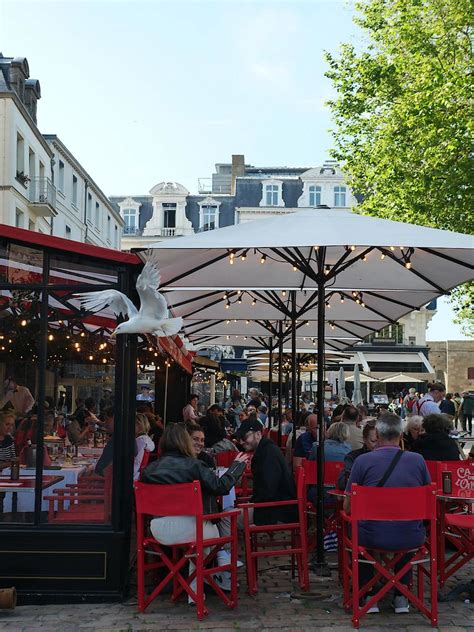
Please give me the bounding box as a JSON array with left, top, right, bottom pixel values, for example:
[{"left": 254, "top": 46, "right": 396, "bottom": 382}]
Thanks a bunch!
[
  {"left": 0, "top": 242, "right": 43, "bottom": 285},
  {"left": 0, "top": 292, "right": 41, "bottom": 524},
  {"left": 48, "top": 252, "right": 120, "bottom": 287},
  {"left": 40, "top": 311, "right": 116, "bottom": 525}
]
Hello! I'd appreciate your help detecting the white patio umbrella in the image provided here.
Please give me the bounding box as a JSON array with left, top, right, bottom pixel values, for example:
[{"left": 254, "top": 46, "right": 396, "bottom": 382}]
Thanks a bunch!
[
  {"left": 147, "top": 207, "right": 473, "bottom": 566},
  {"left": 338, "top": 366, "right": 347, "bottom": 401},
  {"left": 382, "top": 373, "right": 425, "bottom": 383},
  {"left": 352, "top": 364, "right": 363, "bottom": 406}
]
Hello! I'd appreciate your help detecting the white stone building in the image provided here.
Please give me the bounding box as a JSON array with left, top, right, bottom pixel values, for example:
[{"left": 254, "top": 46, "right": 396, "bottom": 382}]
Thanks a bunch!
[{"left": 0, "top": 53, "right": 123, "bottom": 248}]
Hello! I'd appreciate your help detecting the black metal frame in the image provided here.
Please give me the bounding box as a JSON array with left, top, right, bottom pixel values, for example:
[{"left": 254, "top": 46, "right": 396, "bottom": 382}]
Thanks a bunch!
[{"left": 0, "top": 235, "right": 139, "bottom": 602}]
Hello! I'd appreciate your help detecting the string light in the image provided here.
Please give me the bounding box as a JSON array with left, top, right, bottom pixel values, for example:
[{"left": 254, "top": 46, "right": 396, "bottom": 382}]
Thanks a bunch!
[
  {"left": 240, "top": 250, "right": 248, "bottom": 261},
  {"left": 340, "top": 293, "right": 345, "bottom": 303},
  {"left": 21, "top": 319, "right": 27, "bottom": 327},
  {"left": 48, "top": 334, "right": 54, "bottom": 341},
  {"left": 246, "top": 320, "right": 250, "bottom": 324},
  {"left": 293, "top": 265, "right": 297, "bottom": 272},
  {"left": 102, "top": 358, "right": 107, "bottom": 364},
  {"left": 222, "top": 293, "right": 228, "bottom": 300},
  {"left": 350, "top": 245, "right": 356, "bottom": 251},
  {"left": 361, "top": 254, "right": 367, "bottom": 262},
  {"left": 405, "top": 261, "right": 412, "bottom": 269},
  {"left": 237, "top": 290, "right": 242, "bottom": 295},
  {"left": 390, "top": 246, "right": 395, "bottom": 251},
  {"left": 260, "top": 254, "right": 266, "bottom": 264},
  {"left": 281, "top": 290, "right": 287, "bottom": 297},
  {"left": 314, "top": 246, "right": 319, "bottom": 251},
  {"left": 226, "top": 319, "right": 230, "bottom": 324},
  {"left": 380, "top": 253, "right": 386, "bottom": 260},
  {"left": 324, "top": 265, "right": 331, "bottom": 275},
  {"left": 251, "top": 299, "right": 256, "bottom": 306},
  {"left": 89, "top": 355, "right": 94, "bottom": 361},
  {"left": 238, "top": 297, "right": 242, "bottom": 304},
  {"left": 225, "top": 301, "right": 230, "bottom": 309}
]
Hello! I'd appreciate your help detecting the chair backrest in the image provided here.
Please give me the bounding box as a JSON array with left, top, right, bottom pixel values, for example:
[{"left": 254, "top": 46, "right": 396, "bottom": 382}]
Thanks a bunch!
[
  {"left": 425, "top": 460, "right": 474, "bottom": 493},
  {"left": 349, "top": 483, "right": 437, "bottom": 521},
  {"left": 269, "top": 430, "right": 279, "bottom": 444},
  {"left": 134, "top": 480, "right": 203, "bottom": 518},
  {"left": 139, "top": 449, "right": 151, "bottom": 473},
  {"left": 303, "top": 459, "right": 344, "bottom": 486},
  {"left": 215, "top": 450, "right": 236, "bottom": 467},
  {"left": 425, "top": 460, "right": 440, "bottom": 487}
]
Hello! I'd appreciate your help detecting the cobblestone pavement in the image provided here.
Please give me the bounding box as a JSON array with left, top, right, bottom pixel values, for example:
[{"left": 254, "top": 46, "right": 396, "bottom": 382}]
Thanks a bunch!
[{"left": 1, "top": 553, "right": 473, "bottom": 632}]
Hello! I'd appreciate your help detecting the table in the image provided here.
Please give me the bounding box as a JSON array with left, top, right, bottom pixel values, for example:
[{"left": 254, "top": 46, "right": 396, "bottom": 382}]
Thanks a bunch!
[
  {"left": 0, "top": 465, "right": 88, "bottom": 513},
  {"left": 0, "top": 476, "right": 64, "bottom": 513}
]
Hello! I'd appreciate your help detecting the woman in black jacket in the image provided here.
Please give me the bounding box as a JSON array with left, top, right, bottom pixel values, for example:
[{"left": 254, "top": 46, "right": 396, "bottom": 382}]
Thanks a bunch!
[
  {"left": 141, "top": 423, "right": 248, "bottom": 594},
  {"left": 412, "top": 413, "right": 461, "bottom": 461}
]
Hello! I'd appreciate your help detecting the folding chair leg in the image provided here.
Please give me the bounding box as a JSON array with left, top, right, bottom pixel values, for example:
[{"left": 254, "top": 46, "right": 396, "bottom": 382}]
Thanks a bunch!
[{"left": 137, "top": 548, "right": 145, "bottom": 613}]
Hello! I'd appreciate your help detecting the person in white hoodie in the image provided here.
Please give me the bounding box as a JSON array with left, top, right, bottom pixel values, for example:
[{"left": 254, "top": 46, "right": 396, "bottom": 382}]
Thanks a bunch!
[{"left": 133, "top": 413, "right": 155, "bottom": 481}]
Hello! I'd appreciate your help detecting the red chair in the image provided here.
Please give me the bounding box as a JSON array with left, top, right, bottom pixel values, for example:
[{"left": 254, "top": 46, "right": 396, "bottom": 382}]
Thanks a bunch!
[
  {"left": 134, "top": 480, "right": 239, "bottom": 620},
  {"left": 45, "top": 466, "right": 112, "bottom": 523},
  {"left": 215, "top": 450, "right": 237, "bottom": 468},
  {"left": 341, "top": 484, "right": 438, "bottom": 628},
  {"left": 139, "top": 449, "right": 151, "bottom": 473},
  {"left": 238, "top": 467, "right": 309, "bottom": 596},
  {"left": 434, "top": 460, "right": 474, "bottom": 586}
]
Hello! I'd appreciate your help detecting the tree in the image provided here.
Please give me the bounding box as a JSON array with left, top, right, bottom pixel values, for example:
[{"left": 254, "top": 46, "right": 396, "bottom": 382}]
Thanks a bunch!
[{"left": 325, "top": 0, "right": 473, "bottom": 333}]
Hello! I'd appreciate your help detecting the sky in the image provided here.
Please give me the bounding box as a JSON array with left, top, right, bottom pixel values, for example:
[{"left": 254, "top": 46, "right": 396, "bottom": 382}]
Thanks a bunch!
[{"left": 0, "top": 0, "right": 470, "bottom": 341}]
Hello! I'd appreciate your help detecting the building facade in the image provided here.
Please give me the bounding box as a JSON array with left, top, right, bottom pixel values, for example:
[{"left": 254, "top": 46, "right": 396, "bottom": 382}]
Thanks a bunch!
[
  {"left": 109, "top": 155, "right": 357, "bottom": 251},
  {"left": 0, "top": 53, "right": 123, "bottom": 248},
  {"left": 428, "top": 340, "right": 474, "bottom": 393}
]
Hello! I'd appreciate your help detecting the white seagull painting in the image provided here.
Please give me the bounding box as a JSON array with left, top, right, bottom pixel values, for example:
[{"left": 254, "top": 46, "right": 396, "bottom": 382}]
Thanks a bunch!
[{"left": 77, "top": 253, "right": 182, "bottom": 338}]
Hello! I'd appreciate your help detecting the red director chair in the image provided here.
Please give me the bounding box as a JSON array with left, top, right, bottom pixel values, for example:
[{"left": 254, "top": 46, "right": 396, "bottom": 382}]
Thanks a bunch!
[
  {"left": 134, "top": 480, "right": 240, "bottom": 620},
  {"left": 238, "top": 466, "right": 309, "bottom": 596},
  {"left": 434, "top": 460, "right": 474, "bottom": 586},
  {"left": 341, "top": 483, "right": 438, "bottom": 628}
]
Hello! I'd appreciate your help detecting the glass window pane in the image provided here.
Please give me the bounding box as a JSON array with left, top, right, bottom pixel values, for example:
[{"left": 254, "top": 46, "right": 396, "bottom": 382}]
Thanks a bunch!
[
  {"left": 49, "top": 252, "right": 120, "bottom": 287},
  {"left": 0, "top": 242, "right": 43, "bottom": 285}
]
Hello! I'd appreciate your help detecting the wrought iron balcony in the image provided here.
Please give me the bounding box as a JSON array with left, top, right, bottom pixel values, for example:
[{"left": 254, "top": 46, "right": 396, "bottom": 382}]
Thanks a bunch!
[{"left": 27, "top": 177, "right": 56, "bottom": 216}]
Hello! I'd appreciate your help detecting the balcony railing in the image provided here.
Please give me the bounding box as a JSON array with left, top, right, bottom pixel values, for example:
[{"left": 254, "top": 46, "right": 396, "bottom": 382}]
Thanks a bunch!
[
  {"left": 161, "top": 227, "right": 176, "bottom": 237},
  {"left": 123, "top": 226, "right": 141, "bottom": 235},
  {"left": 27, "top": 177, "right": 56, "bottom": 216}
]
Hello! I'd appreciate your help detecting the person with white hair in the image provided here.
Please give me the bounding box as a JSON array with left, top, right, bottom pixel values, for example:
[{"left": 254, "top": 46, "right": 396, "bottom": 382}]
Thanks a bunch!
[{"left": 402, "top": 415, "right": 424, "bottom": 450}]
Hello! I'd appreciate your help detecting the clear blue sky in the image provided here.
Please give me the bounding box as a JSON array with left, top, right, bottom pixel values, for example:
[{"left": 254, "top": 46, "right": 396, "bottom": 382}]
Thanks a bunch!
[{"left": 1, "top": 0, "right": 469, "bottom": 340}]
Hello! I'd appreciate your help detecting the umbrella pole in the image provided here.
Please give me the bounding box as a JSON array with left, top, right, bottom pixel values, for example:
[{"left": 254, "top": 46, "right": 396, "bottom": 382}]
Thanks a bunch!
[
  {"left": 268, "top": 337, "right": 273, "bottom": 428},
  {"left": 315, "top": 252, "right": 329, "bottom": 573},
  {"left": 163, "top": 362, "right": 169, "bottom": 425},
  {"left": 277, "top": 322, "right": 283, "bottom": 442},
  {"left": 291, "top": 291, "right": 297, "bottom": 449}
]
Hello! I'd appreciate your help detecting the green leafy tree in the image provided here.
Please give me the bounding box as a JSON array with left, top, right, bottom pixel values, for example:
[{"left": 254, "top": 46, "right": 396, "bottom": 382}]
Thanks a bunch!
[{"left": 325, "top": 0, "right": 473, "bottom": 334}]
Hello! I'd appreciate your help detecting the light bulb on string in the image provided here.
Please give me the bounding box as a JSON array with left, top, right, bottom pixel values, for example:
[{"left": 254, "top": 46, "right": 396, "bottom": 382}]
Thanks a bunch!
[
  {"left": 260, "top": 254, "right": 266, "bottom": 264},
  {"left": 340, "top": 294, "right": 345, "bottom": 303},
  {"left": 20, "top": 319, "right": 27, "bottom": 327},
  {"left": 380, "top": 253, "right": 386, "bottom": 260}
]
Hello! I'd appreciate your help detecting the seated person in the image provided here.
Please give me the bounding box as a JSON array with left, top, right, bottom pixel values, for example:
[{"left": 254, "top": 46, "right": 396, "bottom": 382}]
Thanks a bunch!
[
  {"left": 281, "top": 413, "right": 294, "bottom": 436},
  {"left": 337, "top": 421, "right": 377, "bottom": 490},
  {"left": 142, "top": 423, "right": 248, "bottom": 594},
  {"left": 133, "top": 413, "right": 155, "bottom": 481},
  {"left": 95, "top": 407, "right": 115, "bottom": 476},
  {"left": 293, "top": 414, "right": 318, "bottom": 468},
  {"left": 0, "top": 411, "right": 16, "bottom": 470},
  {"left": 310, "top": 421, "right": 352, "bottom": 462},
  {"left": 342, "top": 405, "right": 364, "bottom": 450},
  {"left": 402, "top": 415, "right": 424, "bottom": 450},
  {"left": 344, "top": 413, "right": 431, "bottom": 614},
  {"left": 201, "top": 410, "right": 236, "bottom": 453},
  {"left": 187, "top": 424, "right": 215, "bottom": 468},
  {"left": 412, "top": 413, "right": 461, "bottom": 461},
  {"left": 237, "top": 419, "right": 297, "bottom": 525},
  {"left": 67, "top": 413, "right": 94, "bottom": 446}
]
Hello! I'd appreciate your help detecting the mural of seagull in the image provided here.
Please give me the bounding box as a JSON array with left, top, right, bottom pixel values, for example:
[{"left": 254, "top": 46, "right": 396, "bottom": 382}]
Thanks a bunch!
[{"left": 77, "top": 253, "right": 182, "bottom": 338}]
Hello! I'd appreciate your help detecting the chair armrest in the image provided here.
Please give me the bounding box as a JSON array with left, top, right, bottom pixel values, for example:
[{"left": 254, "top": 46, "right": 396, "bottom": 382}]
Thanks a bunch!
[
  {"left": 237, "top": 499, "right": 298, "bottom": 509},
  {"left": 205, "top": 509, "right": 240, "bottom": 520}
]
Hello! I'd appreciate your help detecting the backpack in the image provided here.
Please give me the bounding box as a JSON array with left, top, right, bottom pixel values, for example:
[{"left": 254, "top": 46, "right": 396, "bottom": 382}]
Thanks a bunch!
[{"left": 405, "top": 397, "right": 417, "bottom": 412}]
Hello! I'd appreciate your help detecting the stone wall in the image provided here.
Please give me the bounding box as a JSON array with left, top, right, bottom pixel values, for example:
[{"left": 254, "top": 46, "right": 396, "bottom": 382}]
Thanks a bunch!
[{"left": 428, "top": 340, "right": 474, "bottom": 393}]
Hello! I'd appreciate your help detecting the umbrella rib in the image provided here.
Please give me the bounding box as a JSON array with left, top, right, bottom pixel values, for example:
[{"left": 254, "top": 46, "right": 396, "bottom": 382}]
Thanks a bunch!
[
  {"left": 326, "top": 247, "right": 374, "bottom": 281},
  {"left": 161, "top": 250, "right": 235, "bottom": 288},
  {"left": 378, "top": 248, "right": 448, "bottom": 294},
  {"left": 296, "top": 290, "right": 320, "bottom": 318},
  {"left": 363, "top": 290, "right": 422, "bottom": 311},
  {"left": 184, "top": 320, "right": 223, "bottom": 336},
  {"left": 419, "top": 247, "right": 474, "bottom": 270},
  {"left": 181, "top": 292, "right": 234, "bottom": 319},
  {"left": 165, "top": 290, "right": 221, "bottom": 309}
]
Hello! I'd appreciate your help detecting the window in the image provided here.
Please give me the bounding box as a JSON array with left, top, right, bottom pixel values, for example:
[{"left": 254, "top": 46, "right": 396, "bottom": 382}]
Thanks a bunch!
[
  {"left": 72, "top": 175, "right": 78, "bottom": 207},
  {"left": 114, "top": 225, "right": 118, "bottom": 247},
  {"left": 123, "top": 208, "right": 137, "bottom": 234},
  {"left": 163, "top": 203, "right": 176, "bottom": 228},
  {"left": 28, "top": 148, "right": 35, "bottom": 181},
  {"left": 15, "top": 208, "right": 25, "bottom": 228},
  {"left": 87, "top": 193, "right": 92, "bottom": 221},
  {"left": 58, "top": 160, "right": 65, "bottom": 193},
  {"left": 265, "top": 184, "right": 279, "bottom": 206},
  {"left": 468, "top": 367, "right": 474, "bottom": 380},
  {"left": 39, "top": 161, "right": 45, "bottom": 181},
  {"left": 107, "top": 215, "right": 111, "bottom": 241},
  {"left": 309, "top": 185, "right": 321, "bottom": 207},
  {"left": 201, "top": 205, "right": 218, "bottom": 231},
  {"left": 334, "top": 186, "right": 347, "bottom": 207},
  {"left": 65, "top": 225, "right": 71, "bottom": 239},
  {"left": 95, "top": 202, "right": 100, "bottom": 226},
  {"left": 16, "top": 133, "right": 25, "bottom": 174}
]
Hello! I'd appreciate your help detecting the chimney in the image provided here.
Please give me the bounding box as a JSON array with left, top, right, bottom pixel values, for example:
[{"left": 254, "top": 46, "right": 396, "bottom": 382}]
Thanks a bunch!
[
  {"left": 231, "top": 155, "right": 245, "bottom": 195},
  {"left": 24, "top": 78, "right": 41, "bottom": 124}
]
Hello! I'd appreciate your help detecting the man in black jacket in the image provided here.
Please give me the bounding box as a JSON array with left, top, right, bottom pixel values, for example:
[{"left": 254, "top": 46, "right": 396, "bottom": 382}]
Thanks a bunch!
[{"left": 237, "top": 419, "right": 297, "bottom": 525}]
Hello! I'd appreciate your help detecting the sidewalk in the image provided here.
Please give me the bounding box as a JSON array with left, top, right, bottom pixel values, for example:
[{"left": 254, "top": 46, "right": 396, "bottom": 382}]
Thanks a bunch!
[{"left": 1, "top": 553, "right": 472, "bottom": 631}]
